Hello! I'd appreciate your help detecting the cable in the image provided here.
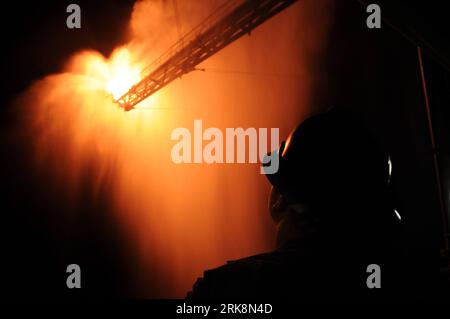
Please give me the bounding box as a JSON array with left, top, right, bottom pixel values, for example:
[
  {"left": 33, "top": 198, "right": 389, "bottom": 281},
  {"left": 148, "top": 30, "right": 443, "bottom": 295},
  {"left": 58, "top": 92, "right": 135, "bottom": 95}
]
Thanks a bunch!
[{"left": 197, "top": 67, "right": 303, "bottom": 78}]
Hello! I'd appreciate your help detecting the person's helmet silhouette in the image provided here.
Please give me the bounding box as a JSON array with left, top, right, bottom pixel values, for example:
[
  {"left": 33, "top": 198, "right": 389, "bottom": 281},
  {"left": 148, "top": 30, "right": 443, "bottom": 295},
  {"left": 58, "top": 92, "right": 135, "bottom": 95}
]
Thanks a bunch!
[{"left": 187, "top": 108, "right": 401, "bottom": 299}]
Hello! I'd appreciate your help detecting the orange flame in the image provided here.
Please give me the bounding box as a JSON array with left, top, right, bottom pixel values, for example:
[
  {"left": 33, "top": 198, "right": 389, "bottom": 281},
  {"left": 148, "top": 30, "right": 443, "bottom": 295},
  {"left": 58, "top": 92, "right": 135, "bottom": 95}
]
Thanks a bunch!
[{"left": 105, "top": 49, "right": 142, "bottom": 101}]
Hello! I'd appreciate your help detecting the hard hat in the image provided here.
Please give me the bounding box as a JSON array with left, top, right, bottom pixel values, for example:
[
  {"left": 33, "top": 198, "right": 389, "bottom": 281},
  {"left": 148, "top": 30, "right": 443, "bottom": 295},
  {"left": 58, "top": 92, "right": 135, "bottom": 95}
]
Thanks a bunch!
[{"left": 265, "top": 108, "right": 391, "bottom": 216}]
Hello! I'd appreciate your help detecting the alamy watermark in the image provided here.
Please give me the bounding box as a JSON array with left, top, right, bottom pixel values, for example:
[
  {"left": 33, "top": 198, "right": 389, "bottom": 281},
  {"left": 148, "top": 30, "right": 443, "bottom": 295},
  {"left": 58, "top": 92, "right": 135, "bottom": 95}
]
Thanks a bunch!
[
  {"left": 66, "top": 264, "right": 81, "bottom": 289},
  {"left": 366, "top": 4, "right": 381, "bottom": 29},
  {"left": 66, "top": 4, "right": 81, "bottom": 29},
  {"left": 171, "top": 120, "right": 280, "bottom": 174},
  {"left": 366, "top": 263, "right": 381, "bottom": 288}
]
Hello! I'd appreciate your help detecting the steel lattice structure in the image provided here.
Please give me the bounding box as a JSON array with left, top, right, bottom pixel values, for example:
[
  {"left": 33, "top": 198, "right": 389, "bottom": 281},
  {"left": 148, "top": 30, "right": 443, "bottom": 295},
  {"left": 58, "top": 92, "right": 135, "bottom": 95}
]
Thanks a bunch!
[{"left": 116, "top": 0, "right": 298, "bottom": 111}]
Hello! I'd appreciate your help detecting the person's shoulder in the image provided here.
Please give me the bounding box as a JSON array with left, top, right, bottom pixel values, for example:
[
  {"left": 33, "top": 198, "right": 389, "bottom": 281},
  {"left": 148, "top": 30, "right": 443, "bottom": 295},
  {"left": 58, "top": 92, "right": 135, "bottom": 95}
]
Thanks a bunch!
[{"left": 187, "top": 251, "right": 284, "bottom": 300}]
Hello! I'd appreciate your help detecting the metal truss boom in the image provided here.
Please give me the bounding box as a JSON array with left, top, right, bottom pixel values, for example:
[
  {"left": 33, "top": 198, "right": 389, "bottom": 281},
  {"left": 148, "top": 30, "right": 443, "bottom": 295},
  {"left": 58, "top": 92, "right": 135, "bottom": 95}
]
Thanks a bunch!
[{"left": 116, "top": 0, "right": 298, "bottom": 111}]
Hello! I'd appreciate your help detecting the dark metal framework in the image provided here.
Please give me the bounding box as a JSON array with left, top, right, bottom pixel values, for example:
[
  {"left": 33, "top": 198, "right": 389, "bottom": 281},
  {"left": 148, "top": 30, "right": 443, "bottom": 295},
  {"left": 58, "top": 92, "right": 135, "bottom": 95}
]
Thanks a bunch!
[{"left": 116, "top": 0, "right": 298, "bottom": 111}]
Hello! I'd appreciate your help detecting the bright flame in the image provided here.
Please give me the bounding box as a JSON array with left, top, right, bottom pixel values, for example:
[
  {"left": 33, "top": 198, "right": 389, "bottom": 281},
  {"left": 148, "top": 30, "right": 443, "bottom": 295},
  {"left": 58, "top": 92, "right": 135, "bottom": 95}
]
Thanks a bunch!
[{"left": 105, "top": 49, "right": 142, "bottom": 100}]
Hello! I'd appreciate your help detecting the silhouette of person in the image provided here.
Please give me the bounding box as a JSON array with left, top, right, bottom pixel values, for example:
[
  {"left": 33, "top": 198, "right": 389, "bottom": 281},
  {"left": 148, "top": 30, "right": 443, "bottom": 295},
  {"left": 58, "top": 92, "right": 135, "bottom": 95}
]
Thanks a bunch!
[{"left": 187, "top": 108, "right": 402, "bottom": 299}]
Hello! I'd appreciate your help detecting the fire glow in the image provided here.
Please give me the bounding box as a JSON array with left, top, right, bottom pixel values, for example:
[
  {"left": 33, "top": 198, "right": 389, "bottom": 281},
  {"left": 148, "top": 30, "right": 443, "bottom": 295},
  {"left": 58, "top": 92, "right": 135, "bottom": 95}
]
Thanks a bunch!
[
  {"left": 16, "top": 0, "right": 332, "bottom": 297},
  {"left": 105, "top": 49, "right": 142, "bottom": 101}
]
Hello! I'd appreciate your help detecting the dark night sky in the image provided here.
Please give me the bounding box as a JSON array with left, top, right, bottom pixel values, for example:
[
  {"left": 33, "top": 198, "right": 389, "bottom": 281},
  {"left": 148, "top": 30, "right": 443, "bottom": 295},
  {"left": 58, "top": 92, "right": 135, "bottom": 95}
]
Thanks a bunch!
[{"left": 0, "top": 0, "right": 134, "bottom": 109}]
